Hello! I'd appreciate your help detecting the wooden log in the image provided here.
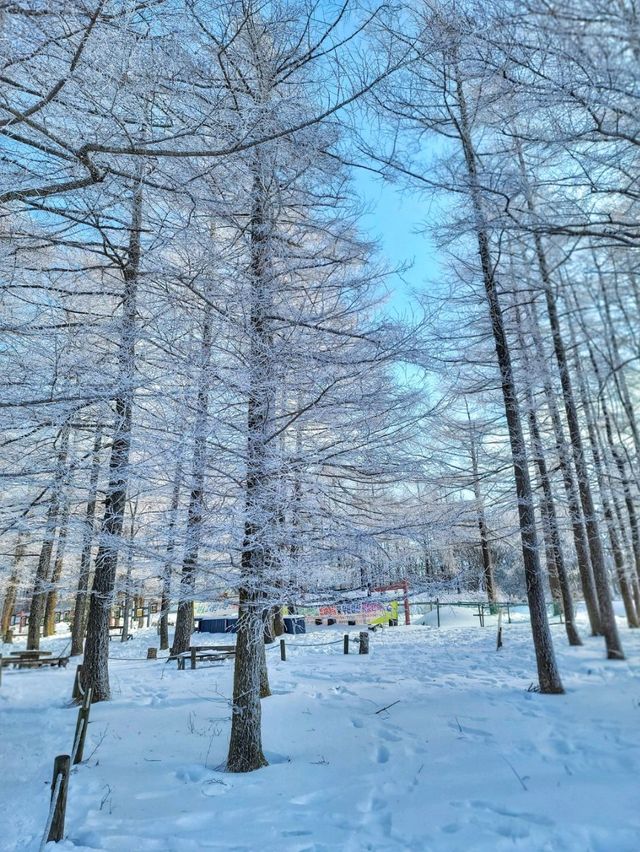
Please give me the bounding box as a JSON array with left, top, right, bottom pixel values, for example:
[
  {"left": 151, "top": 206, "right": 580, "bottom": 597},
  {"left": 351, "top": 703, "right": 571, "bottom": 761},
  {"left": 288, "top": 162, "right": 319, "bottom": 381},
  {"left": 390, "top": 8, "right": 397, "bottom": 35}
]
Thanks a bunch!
[
  {"left": 146, "top": 647, "right": 157, "bottom": 660},
  {"left": 280, "top": 638, "right": 286, "bottom": 661},
  {"left": 48, "top": 754, "right": 70, "bottom": 842},
  {"left": 359, "top": 631, "right": 369, "bottom": 655},
  {"left": 343, "top": 634, "right": 349, "bottom": 654}
]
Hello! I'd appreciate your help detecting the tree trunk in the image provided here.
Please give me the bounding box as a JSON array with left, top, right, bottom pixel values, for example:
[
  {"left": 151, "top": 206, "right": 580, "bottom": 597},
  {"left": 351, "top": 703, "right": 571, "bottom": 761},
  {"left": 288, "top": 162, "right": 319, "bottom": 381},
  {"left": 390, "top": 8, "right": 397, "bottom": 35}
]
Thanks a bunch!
[
  {"left": 517, "top": 149, "right": 622, "bottom": 658},
  {"left": 1, "top": 535, "right": 27, "bottom": 642},
  {"left": 171, "top": 308, "right": 213, "bottom": 657},
  {"left": 454, "top": 69, "right": 563, "bottom": 693},
  {"left": 571, "top": 333, "right": 639, "bottom": 628},
  {"left": 467, "top": 413, "right": 497, "bottom": 607},
  {"left": 70, "top": 427, "right": 103, "bottom": 656},
  {"left": 516, "top": 313, "right": 581, "bottom": 645},
  {"left": 27, "top": 424, "right": 70, "bottom": 650},
  {"left": 43, "top": 494, "right": 71, "bottom": 637},
  {"left": 525, "top": 300, "right": 602, "bottom": 635},
  {"left": 160, "top": 456, "right": 182, "bottom": 651},
  {"left": 83, "top": 182, "right": 141, "bottom": 702},
  {"left": 121, "top": 501, "right": 137, "bottom": 641},
  {"left": 228, "top": 164, "right": 276, "bottom": 769}
]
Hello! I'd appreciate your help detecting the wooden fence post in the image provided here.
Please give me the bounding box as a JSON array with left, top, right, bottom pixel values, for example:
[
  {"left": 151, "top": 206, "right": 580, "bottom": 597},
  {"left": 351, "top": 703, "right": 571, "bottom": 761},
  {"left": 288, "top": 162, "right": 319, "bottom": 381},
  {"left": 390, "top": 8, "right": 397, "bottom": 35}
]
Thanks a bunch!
[
  {"left": 359, "top": 632, "right": 369, "bottom": 655},
  {"left": 72, "top": 686, "right": 93, "bottom": 765},
  {"left": 190, "top": 647, "right": 197, "bottom": 670},
  {"left": 48, "top": 755, "right": 70, "bottom": 843},
  {"left": 71, "top": 664, "right": 83, "bottom": 702},
  {"left": 343, "top": 634, "right": 349, "bottom": 654},
  {"left": 436, "top": 599, "right": 440, "bottom": 628},
  {"left": 280, "top": 638, "right": 286, "bottom": 661},
  {"left": 146, "top": 647, "right": 157, "bottom": 660}
]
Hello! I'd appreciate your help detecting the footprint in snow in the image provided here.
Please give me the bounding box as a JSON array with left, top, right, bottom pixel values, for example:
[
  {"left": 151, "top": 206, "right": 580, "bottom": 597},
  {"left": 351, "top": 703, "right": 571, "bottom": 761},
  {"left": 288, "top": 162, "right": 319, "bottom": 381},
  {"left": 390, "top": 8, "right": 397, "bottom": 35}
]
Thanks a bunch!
[{"left": 376, "top": 744, "right": 390, "bottom": 764}]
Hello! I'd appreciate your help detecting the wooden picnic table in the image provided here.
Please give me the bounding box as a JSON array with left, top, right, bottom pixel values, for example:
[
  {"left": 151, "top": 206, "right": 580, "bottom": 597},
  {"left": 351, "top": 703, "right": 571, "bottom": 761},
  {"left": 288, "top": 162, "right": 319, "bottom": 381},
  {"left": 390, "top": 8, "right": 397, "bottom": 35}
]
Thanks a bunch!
[
  {"left": 10, "top": 649, "right": 53, "bottom": 656},
  {"left": 2, "top": 650, "right": 68, "bottom": 669},
  {"left": 175, "top": 645, "right": 236, "bottom": 671}
]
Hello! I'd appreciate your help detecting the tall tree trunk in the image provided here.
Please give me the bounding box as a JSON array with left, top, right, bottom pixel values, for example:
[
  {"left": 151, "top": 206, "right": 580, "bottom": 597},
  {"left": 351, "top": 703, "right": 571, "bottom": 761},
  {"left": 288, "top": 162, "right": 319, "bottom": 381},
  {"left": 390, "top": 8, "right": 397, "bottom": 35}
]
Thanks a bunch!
[
  {"left": 121, "top": 500, "right": 137, "bottom": 641},
  {"left": 171, "top": 308, "right": 212, "bottom": 657},
  {"left": 43, "top": 494, "right": 71, "bottom": 637},
  {"left": 454, "top": 69, "right": 563, "bottom": 693},
  {"left": 228, "top": 165, "right": 276, "bottom": 770},
  {"left": 515, "top": 312, "right": 581, "bottom": 645},
  {"left": 1, "top": 535, "right": 27, "bottom": 641},
  {"left": 525, "top": 300, "right": 601, "bottom": 635},
  {"left": 70, "top": 426, "right": 103, "bottom": 656},
  {"left": 466, "top": 406, "right": 497, "bottom": 607},
  {"left": 83, "top": 182, "right": 141, "bottom": 702},
  {"left": 160, "top": 455, "right": 183, "bottom": 651},
  {"left": 27, "top": 424, "right": 70, "bottom": 650},
  {"left": 517, "top": 150, "right": 622, "bottom": 658},
  {"left": 571, "top": 333, "right": 640, "bottom": 628}
]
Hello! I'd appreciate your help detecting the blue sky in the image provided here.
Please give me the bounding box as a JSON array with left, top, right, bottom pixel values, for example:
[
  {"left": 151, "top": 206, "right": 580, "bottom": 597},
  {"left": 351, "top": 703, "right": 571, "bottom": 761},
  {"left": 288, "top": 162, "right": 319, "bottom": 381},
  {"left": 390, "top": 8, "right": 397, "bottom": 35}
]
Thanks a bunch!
[{"left": 353, "top": 168, "right": 442, "bottom": 315}]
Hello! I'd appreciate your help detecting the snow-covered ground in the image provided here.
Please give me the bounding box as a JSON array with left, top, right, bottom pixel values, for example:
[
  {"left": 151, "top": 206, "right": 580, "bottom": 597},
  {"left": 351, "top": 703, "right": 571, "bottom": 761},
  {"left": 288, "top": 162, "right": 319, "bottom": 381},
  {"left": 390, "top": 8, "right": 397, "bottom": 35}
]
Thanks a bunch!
[{"left": 2, "top": 608, "right": 640, "bottom": 851}]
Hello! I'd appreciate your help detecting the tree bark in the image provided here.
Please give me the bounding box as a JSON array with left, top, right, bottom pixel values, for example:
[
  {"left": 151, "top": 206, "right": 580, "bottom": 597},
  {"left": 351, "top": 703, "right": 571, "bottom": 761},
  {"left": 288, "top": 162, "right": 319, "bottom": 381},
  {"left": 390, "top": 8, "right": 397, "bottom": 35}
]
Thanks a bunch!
[
  {"left": 516, "top": 312, "right": 581, "bottom": 645},
  {"left": 517, "top": 150, "right": 622, "bottom": 658},
  {"left": 27, "top": 424, "right": 70, "bottom": 650},
  {"left": 1, "top": 535, "right": 27, "bottom": 642},
  {"left": 160, "top": 456, "right": 182, "bottom": 651},
  {"left": 171, "top": 308, "right": 212, "bottom": 657},
  {"left": 43, "top": 493, "right": 71, "bottom": 637},
  {"left": 467, "top": 412, "right": 497, "bottom": 607},
  {"left": 454, "top": 68, "right": 563, "bottom": 693},
  {"left": 83, "top": 182, "right": 141, "bottom": 701},
  {"left": 70, "top": 427, "right": 103, "bottom": 656},
  {"left": 228, "top": 164, "right": 276, "bottom": 769},
  {"left": 525, "top": 300, "right": 602, "bottom": 635}
]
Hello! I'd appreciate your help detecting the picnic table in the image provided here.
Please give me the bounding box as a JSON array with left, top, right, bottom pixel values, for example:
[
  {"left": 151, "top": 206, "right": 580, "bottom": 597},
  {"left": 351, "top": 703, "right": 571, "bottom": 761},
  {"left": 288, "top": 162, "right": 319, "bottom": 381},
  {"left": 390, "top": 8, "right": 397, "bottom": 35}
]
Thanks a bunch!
[
  {"left": 175, "top": 645, "right": 236, "bottom": 670},
  {"left": 109, "top": 627, "right": 133, "bottom": 641},
  {"left": 1, "top": 650, "right": 69, "bottom": 669}
]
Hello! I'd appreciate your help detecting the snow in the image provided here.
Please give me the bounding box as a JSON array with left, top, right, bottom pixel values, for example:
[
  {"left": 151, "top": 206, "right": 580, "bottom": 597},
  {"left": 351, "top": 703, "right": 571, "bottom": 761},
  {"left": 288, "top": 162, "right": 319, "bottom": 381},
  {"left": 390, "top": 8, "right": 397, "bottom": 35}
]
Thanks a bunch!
[{"left": 2, "top": 609, "right": 640, "bottom": 851}]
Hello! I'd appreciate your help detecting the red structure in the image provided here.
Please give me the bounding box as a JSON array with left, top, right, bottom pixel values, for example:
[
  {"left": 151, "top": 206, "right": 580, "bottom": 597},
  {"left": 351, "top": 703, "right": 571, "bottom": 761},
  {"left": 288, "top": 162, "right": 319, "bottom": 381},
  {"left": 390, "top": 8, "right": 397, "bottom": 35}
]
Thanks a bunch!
[{"left": 373, "top": 580, "right": 410, "bottom": 625}]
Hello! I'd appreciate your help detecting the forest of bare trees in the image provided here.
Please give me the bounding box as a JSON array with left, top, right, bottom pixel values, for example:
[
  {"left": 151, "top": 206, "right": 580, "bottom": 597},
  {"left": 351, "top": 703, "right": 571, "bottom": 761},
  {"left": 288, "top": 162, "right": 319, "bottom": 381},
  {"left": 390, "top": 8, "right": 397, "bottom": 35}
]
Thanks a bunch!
[{"left": 2, "top": 0, "right": 639, "bottom": 770}]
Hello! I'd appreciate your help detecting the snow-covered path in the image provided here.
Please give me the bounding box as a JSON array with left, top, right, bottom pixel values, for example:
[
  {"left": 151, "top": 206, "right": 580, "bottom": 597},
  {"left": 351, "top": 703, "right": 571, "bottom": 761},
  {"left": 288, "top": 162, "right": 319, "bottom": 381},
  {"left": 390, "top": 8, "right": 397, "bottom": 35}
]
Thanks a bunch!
[{"left": 2, "top": 613, "right": 640, "bottom": 851}]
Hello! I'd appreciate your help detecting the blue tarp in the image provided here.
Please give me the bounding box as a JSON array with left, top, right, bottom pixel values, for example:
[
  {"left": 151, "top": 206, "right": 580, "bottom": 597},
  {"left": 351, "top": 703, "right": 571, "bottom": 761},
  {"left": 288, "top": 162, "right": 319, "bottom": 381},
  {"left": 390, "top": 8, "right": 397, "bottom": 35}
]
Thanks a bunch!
[{"left": 196, "top": 616, "right": 306, "bottom": 634}]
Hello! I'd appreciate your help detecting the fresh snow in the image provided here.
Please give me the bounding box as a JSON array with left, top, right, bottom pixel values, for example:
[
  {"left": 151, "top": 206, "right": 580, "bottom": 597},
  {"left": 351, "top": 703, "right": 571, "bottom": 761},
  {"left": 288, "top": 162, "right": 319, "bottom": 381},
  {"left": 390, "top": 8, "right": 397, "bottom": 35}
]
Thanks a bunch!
[{"left": 2, "top": 608, "right": 640, "bottom": 851}]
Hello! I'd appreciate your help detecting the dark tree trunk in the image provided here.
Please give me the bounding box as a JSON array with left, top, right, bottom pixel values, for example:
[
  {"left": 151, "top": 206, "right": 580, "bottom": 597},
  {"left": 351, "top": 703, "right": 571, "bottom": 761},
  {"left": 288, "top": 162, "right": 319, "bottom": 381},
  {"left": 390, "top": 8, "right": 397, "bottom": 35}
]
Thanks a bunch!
[
  {"left": 171, "top": 309, "right": 212, "bottom": 657},
  {"left": 1, "top": 535, "right": 27, "bottom": 642},
  {"left": 455, "top": 69, "right": 563, "bottom": 693},
  {"left": 228, "top": 165, "right": 276, "bottom": 770},
  {"left": 121, "top": 503, "right": 137, "bottom": 641},
  {"left": 83, "top": 183, "right": 141, "bottom": 702},
  {"left": 27, "top": 424, "right": 70, "bottom": 650},
  {"left": 43, "top": 495, "right": 71, "bottom": 637},
  {"left": 467, "top": 414, "right": 497, "bottom": 607},
  {"left": 160, "top": 456, "right": 182, "bottom": 651},
  {"left": 571, "top": 334, "right": 639, "bottom": 628},
  {"left": 70, "top": 427, "right": 103, "bottom": 656},
  {"left": 516, "top": 314, "right": 581, "bottom": 646},
  {"left": 525, "top": 301, "right": 602, "bottom": 635},
  {"left": 518, "top": 149, "right": 623, "bottom": 658}
]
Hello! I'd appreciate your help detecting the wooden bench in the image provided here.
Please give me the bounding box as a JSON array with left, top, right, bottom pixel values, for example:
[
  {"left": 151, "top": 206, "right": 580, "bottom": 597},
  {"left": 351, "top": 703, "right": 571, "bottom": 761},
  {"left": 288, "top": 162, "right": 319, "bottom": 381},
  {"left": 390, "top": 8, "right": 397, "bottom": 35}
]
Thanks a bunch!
[
  {"left": 2, "top": 652, "right": 69, "bottom": 669},
  {"left": 176, "top": 645, "right": 236, "bottom": 671},
  {"left": 109, "top": 628, "right": 133, "bottom": 641}
]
